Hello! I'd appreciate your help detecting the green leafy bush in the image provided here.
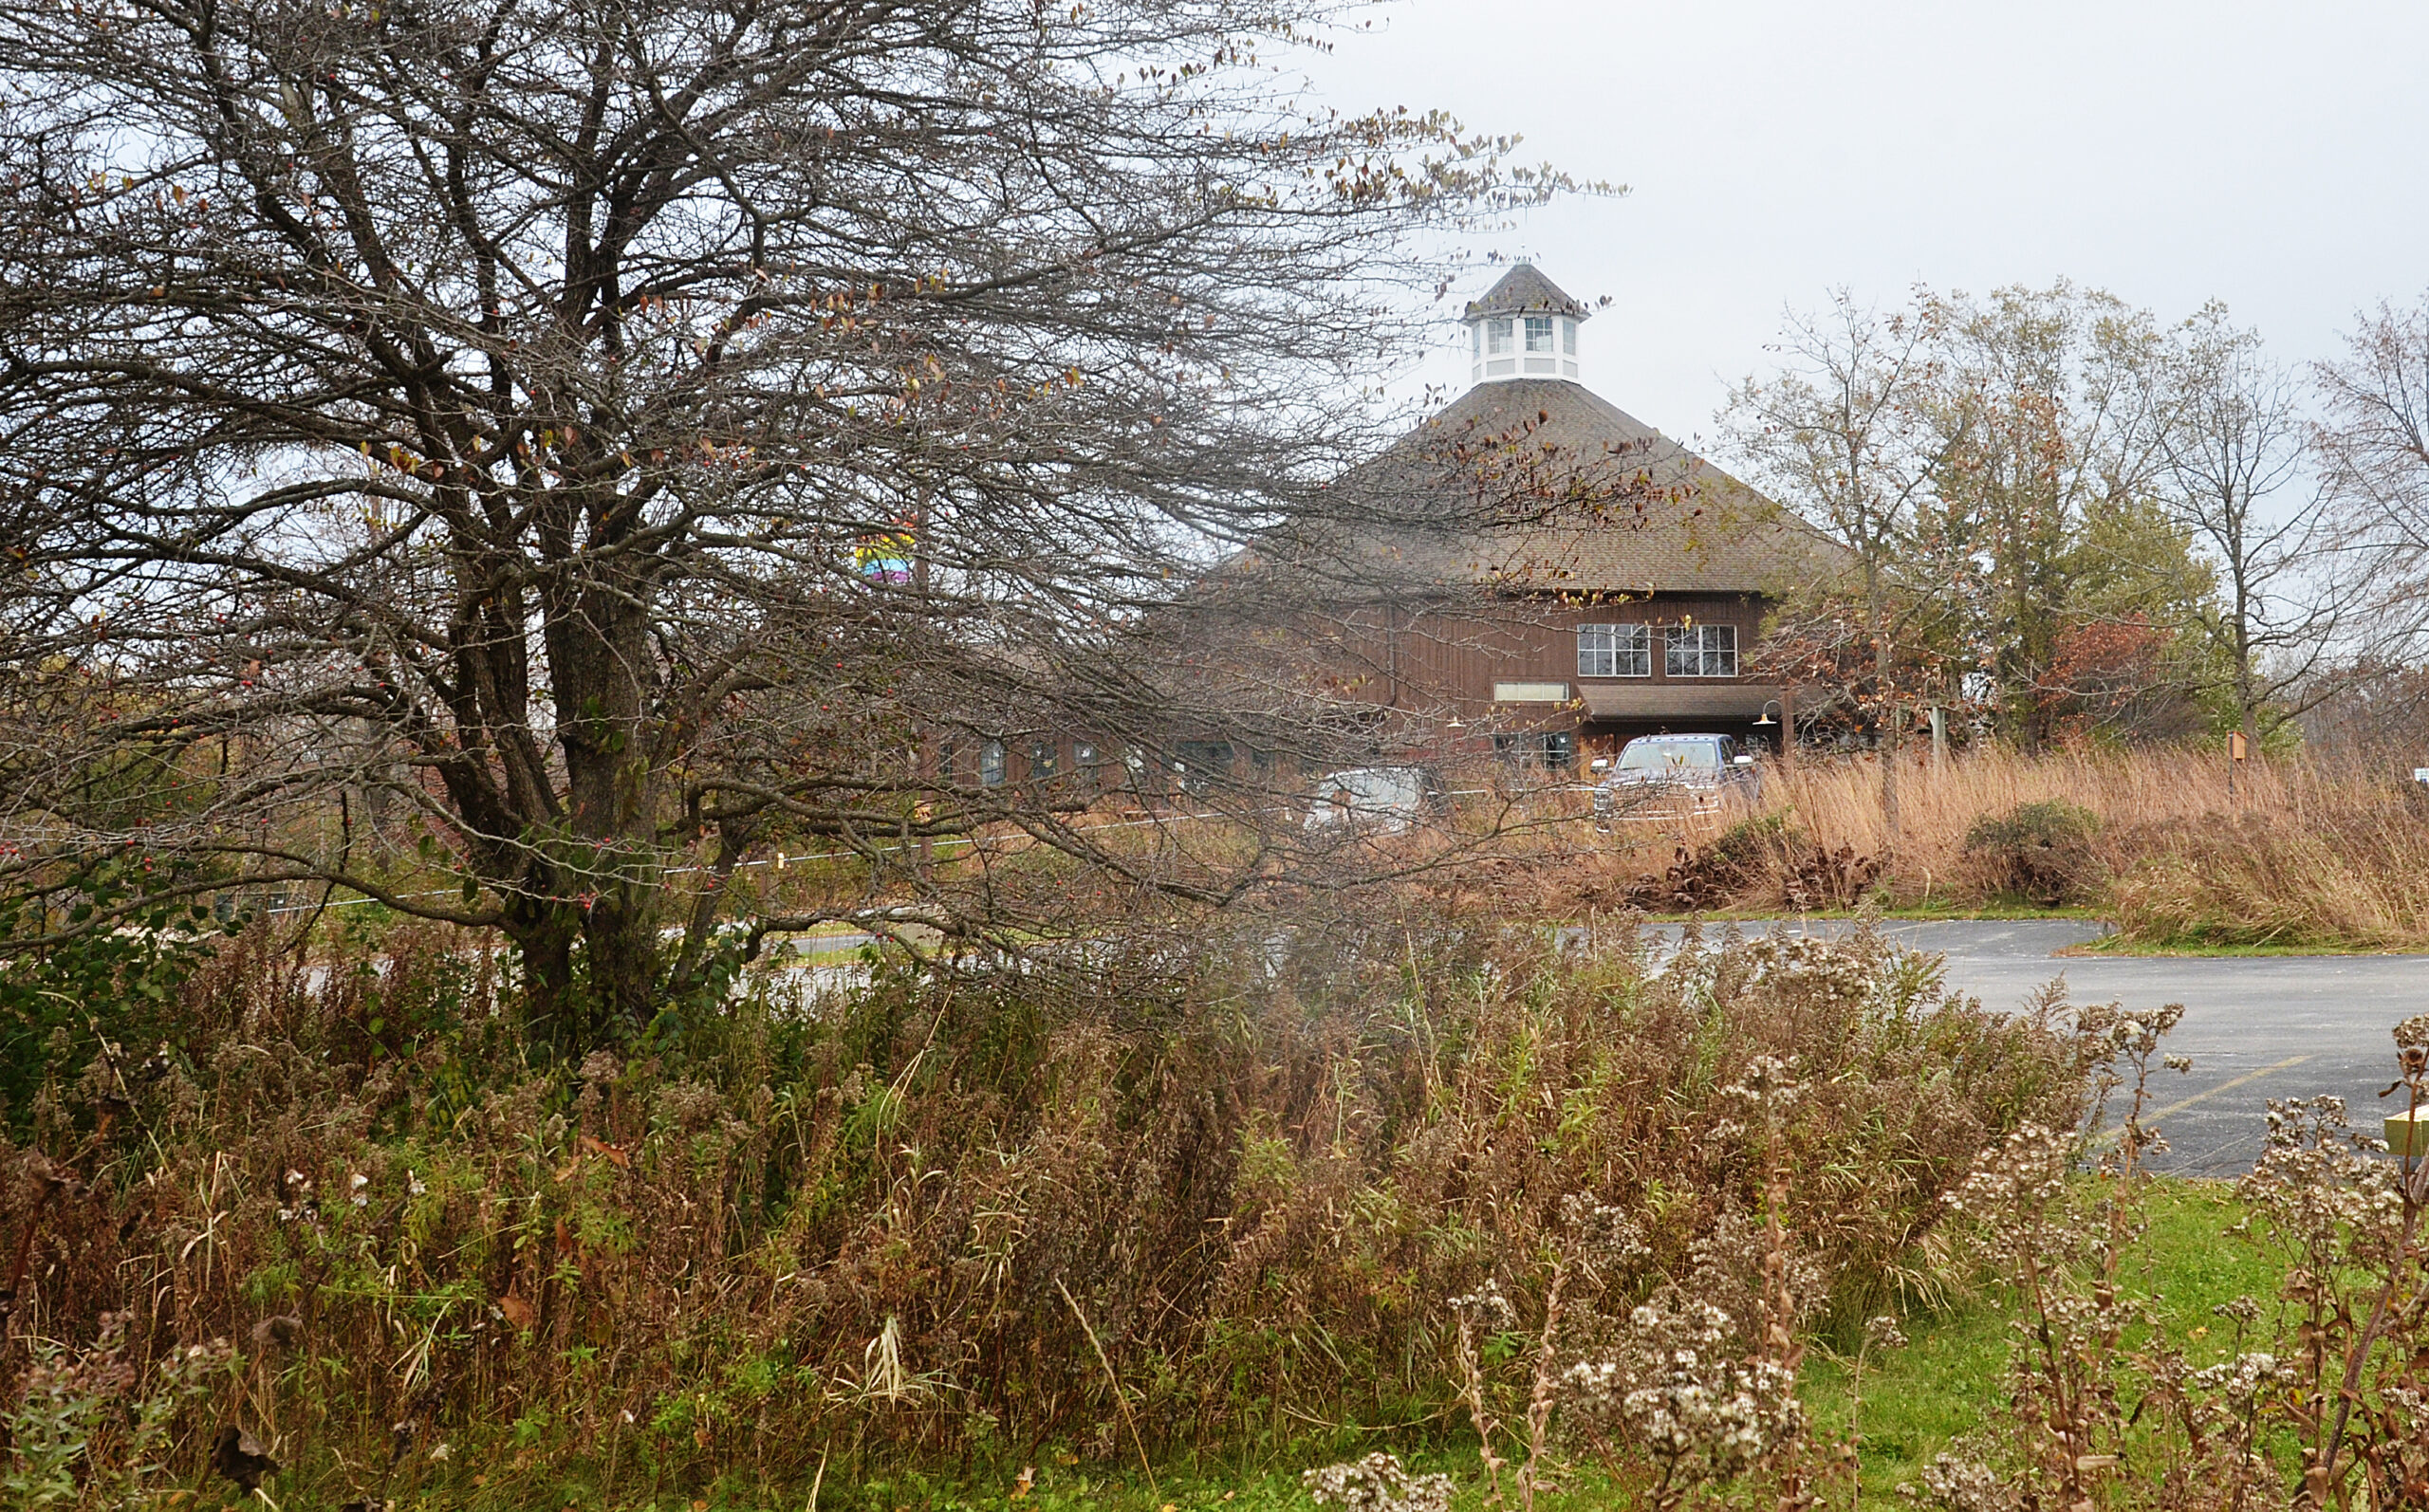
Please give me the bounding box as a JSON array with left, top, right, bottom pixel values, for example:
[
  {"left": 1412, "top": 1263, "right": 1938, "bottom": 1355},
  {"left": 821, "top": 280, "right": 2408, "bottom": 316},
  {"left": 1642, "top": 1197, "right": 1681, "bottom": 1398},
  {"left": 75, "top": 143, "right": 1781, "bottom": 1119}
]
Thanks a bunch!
[
  {"left": 0, "top": 854, "right": 226, "bottom": 1130},
  {"left": 1, "top": 1311, "right": 226, "bottom": 1510},
  {"left": 1959, "top": 800, "right": 2105, "bottom": 905}
]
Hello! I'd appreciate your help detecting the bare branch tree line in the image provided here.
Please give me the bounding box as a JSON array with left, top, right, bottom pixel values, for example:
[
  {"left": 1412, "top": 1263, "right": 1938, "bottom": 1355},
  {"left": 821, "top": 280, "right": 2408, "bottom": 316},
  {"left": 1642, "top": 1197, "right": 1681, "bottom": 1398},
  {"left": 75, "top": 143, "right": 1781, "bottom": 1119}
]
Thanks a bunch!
[
  {"left": 0, "top": 0, "right": 1621, "bottom": 1050},
  {"left": 11, "top": 0, "right": 2429, "bottom": 1057},
  {"left": 1723, "top": 281, "right": 2429, "bottom": 827}
]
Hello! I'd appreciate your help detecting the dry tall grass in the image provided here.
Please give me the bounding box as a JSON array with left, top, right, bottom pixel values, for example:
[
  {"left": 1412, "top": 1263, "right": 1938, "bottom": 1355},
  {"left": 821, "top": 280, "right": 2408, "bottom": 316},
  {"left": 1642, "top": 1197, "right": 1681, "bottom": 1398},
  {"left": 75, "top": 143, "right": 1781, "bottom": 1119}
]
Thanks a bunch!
[
  {"left": 1593, "top": 747, "right": 2429, "bottom": 949},
  {"left": 5, "top": 913, "right": 2086, "bottom": 1508}
]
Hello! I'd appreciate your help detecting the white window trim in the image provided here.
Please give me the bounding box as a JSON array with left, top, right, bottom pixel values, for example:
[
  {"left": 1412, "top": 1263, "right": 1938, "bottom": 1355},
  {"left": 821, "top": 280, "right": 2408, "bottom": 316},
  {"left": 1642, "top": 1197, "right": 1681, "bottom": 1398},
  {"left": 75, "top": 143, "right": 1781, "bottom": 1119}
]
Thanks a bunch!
[
  {"left": 1472, "top": 315, "right": 1581, "bottom": 383},
  {"left": 1664, "top": 624, "right": 1739, "bottom": 678},
  {"left": 1577, "top": 623, "right": 1652, "bottom": 678}
]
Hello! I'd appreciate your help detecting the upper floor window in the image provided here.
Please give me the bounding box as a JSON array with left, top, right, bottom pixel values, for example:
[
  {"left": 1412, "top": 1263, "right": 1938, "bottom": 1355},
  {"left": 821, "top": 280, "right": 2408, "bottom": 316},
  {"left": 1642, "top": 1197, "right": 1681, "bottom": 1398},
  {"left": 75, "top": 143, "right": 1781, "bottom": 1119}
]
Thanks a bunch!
[
  {"left": 1525, "top": 316, "right": 1555, "bottom": 353},
  {"left": 1562, "top": 319, "right": 1577, "bottom": 356},
  {"left": 978, "top": 739, "right": 1007, "bottom": 786},
  {"left": 1486, "top": 318, "right": 1513, "bottom": 356},
  {"left": 1577, "top": 623, "right": 1651, "bottom": 678},
  {"left": 1666, "top": 624, "right": 1738, "bottom": 678}
]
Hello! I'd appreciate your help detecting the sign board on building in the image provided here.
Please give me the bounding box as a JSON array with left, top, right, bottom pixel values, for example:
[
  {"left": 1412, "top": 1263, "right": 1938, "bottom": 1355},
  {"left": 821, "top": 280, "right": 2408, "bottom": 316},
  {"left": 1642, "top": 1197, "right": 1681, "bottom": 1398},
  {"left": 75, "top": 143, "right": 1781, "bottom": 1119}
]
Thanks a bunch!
[{"left": 1492, "top": 682, "right": 1569, "bottom": 704}]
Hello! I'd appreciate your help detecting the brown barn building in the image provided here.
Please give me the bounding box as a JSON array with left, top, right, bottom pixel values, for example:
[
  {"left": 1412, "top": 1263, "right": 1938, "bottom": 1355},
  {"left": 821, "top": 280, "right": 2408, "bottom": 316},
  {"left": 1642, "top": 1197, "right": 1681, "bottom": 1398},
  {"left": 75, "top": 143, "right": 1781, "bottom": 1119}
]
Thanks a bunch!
[{"left": 1328, "top": 265, "right": 1838, "bottom": 770}]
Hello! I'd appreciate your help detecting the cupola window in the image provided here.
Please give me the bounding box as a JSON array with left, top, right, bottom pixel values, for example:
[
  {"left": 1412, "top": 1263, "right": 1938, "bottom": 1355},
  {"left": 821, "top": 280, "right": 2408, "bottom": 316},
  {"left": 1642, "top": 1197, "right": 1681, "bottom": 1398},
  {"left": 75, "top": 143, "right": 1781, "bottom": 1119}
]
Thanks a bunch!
[{"left": 1463, "top": 266, "right": 1586, "bottom": 385}]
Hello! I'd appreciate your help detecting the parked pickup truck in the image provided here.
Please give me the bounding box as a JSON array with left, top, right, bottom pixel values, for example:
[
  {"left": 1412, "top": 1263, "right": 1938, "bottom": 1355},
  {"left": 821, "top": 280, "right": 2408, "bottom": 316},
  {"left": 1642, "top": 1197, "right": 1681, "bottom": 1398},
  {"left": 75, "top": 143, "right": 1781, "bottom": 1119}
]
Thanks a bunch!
[{"left": 1592, "top": 734, "right": 1760, "bottom": 821}]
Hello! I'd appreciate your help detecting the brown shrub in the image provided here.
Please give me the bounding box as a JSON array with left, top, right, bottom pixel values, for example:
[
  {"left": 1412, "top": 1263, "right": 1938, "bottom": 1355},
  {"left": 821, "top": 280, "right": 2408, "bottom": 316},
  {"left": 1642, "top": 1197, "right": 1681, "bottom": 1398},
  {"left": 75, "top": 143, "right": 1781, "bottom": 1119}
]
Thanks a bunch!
[
  {"left": 1918, "top": 1011, "right": 2429, "bottom": 1511},
  {"left": 1609, "top": 815, "right": 1882, "bottom": 914},
  {"left": 1957, "top": 801, "right": 2104, "bottom": 906},
  {"left": 0, "top": 913, "right": 2089, "bottom": 1505}
]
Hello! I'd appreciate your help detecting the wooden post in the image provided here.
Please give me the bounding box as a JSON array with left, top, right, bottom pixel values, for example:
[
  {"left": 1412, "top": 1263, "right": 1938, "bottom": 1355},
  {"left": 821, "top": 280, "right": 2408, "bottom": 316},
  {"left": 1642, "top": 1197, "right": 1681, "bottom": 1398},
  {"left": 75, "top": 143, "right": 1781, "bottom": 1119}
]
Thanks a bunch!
[{"left": 1781, "top": 684, "right": 1797, "bottom": 772}]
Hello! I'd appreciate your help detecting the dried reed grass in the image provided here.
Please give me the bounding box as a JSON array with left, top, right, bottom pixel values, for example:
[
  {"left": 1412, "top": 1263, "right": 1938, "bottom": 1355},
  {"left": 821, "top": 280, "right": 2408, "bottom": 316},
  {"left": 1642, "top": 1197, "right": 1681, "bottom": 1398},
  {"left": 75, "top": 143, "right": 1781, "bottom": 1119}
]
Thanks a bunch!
[{"left": 1583, "top": 748, "right": 2429, "bottom": 949}]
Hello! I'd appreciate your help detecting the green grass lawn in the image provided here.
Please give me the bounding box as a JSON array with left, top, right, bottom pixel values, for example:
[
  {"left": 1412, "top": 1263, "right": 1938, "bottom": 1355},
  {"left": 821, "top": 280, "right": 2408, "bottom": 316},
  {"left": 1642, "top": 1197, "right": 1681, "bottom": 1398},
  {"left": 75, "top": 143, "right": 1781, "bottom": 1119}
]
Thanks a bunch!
[{"left": 1799, "top": 1179, "right": 2277, "bottom": 1498}]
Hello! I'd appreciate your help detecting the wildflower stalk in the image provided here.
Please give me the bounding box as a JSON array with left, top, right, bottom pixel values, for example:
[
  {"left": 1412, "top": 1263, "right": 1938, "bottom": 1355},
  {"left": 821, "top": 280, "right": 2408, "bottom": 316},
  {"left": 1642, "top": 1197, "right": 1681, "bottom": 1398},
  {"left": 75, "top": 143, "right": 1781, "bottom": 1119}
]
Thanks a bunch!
[
  {"left": 1758, "top": 1074, "right": 1809, "bottom": 1512},
  {"left": 2316, "top": 1027, "right": 2429, "bottom": 1497},
  {"left": 1517, "top": 1253, "right": 1570, "bottom": 1512},
  {"left": 1451, "top": 1282, "right": 1514, "bottom": 1512}
]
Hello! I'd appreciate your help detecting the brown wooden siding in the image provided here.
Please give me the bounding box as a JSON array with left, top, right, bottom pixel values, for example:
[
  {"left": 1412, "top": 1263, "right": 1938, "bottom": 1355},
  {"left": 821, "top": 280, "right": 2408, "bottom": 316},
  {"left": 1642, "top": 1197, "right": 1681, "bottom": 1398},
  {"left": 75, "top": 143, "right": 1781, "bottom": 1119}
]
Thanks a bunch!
[{"left": 1372, "top": 594, "right": 1767, "bottom": 710}]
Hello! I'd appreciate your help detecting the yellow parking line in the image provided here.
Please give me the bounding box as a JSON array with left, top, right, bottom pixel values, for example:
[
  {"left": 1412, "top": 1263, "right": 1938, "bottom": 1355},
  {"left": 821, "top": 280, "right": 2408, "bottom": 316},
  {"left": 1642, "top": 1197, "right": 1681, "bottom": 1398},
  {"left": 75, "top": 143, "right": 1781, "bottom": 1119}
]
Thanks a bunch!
[
  {"left": 2147, "top": 1055, "right": 2314, "bottom": 1123},
  {"left": 2088, "top": 1054, "right": 2312, "bottom": 1148}
]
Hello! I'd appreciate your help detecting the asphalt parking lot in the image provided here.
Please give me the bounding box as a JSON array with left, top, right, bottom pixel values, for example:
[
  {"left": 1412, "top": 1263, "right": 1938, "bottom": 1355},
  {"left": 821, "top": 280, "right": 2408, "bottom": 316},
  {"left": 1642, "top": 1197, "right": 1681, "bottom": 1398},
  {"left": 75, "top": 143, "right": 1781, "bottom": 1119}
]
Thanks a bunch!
[{"left": 1647, "top": 918, "right": 2429, "bottom": 1176}]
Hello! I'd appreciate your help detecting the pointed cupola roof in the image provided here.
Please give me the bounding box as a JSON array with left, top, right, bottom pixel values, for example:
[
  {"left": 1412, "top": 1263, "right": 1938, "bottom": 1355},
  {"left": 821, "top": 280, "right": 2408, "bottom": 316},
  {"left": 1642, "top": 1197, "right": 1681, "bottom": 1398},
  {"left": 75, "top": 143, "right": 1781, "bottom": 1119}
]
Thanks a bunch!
[{"left": 1463, "top": 264, "right": 1589, "bottom": 321}]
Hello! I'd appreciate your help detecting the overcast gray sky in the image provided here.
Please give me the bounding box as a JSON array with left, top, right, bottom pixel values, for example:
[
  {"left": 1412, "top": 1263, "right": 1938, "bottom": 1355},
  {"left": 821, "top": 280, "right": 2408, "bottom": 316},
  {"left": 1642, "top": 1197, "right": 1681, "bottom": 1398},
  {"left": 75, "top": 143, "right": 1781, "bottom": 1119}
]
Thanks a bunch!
[{"left": 1300, "top": 0, "right": 2429, "bottom": 445}]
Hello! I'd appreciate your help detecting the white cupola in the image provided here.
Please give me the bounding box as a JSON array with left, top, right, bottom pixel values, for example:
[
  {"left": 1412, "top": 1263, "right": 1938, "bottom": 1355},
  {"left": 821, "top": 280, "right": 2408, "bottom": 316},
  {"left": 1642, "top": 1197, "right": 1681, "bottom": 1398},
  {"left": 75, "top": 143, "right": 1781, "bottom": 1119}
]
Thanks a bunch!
[{"left": 1463, "top": 264, "right": 1587, "bottom": 386}]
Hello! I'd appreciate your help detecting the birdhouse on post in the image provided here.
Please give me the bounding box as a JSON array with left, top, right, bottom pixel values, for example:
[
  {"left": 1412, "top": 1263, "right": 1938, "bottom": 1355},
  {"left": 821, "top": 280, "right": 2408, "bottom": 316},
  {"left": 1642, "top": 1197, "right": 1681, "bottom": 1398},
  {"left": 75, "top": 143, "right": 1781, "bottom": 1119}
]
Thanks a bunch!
[{"left": 2387, "top": 1107, "right": 2429, "bottom": 1161}]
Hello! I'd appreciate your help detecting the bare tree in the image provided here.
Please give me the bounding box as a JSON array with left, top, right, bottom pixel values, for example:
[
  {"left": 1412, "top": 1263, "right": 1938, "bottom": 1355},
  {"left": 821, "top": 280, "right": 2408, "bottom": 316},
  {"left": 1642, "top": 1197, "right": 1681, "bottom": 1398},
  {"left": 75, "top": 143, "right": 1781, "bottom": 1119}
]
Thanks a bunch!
[
  {"left": 2150, "top": 304, "right": 2341, "bottom": 744},
  {"left": 0, "top": 0, "right": 1562, "bottom": 1047},
  {"left": 2316, "top": 294, "right": 2429, "bottom": 687},
  {"left": 1926, "top": 283, "right": 2166, "bottom": 752},
  {"left": 1723, "top": 290, "right": 1958, "bottom": 842}
]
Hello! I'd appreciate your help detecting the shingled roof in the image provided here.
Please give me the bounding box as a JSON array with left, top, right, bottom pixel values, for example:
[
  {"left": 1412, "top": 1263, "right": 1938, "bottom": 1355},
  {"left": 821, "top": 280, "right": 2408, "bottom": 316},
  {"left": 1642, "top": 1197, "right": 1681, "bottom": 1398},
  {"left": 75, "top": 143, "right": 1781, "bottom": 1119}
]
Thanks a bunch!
[
  {"left": 1337, "top": 378, "right": 1839, "bottom": 598},
  {"left": 1463, "top": 264, "right": 1591, "bottom": 321}
]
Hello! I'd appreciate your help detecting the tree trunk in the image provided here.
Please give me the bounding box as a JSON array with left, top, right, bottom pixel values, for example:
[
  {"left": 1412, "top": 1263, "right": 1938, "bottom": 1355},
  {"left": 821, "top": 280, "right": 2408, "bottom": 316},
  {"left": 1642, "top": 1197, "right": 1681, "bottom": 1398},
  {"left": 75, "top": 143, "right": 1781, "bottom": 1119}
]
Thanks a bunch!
[
  {"left": 544, "top": 547, "right": 665, "bottom": 1044},
  {"left": 1872, "top": 580, "right": 1900, "bottom": 849},
  {"left": 2235, "top": 600, "right": 2262, "bottom": 752},
  {"left": 507, "top": 895, "right": 585, "bottom": 1059}
]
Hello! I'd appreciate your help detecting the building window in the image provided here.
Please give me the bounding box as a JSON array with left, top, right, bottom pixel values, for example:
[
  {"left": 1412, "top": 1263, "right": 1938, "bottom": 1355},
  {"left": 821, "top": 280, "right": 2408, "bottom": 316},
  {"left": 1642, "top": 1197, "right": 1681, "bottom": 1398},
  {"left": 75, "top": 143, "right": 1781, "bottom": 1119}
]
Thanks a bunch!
[
  {"left": 1562, "top": 318, "right": 1577, "bottom": 356},
  {"left": 1666, "top": 624, "right": 1738, "bottom": 678},
  {"left": 1175, "top": 741, "right": 1233, "bottom": 795},
  {"left": 1577, "top": 623, "right": 1651, "bottom": 678},
  {"left": 1493, "top": 730, "right": 1575, "bottom": 770},
  {"left": 978, "top": 739, "right": 1007, "bottom": 786},
  {"left": 1525, "top": 315, "right": 1554, "bottom": 353},
  {"left": 1472, "top": 324, "right": 1482, "bottom": 359},
  {"left": 1487, "top": 318, "right": 1512, "bottom": 355},
  {"left": 1028, "top": 741, "right": 1057, "bottom": 779}
]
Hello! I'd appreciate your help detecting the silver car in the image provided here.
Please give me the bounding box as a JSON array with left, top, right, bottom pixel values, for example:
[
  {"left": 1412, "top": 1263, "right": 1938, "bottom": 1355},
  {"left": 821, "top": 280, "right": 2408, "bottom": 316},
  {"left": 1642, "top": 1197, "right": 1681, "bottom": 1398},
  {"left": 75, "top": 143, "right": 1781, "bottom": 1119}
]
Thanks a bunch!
[{"left": 1592, "top": 734, "right": 1760, "bottom": 821}]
